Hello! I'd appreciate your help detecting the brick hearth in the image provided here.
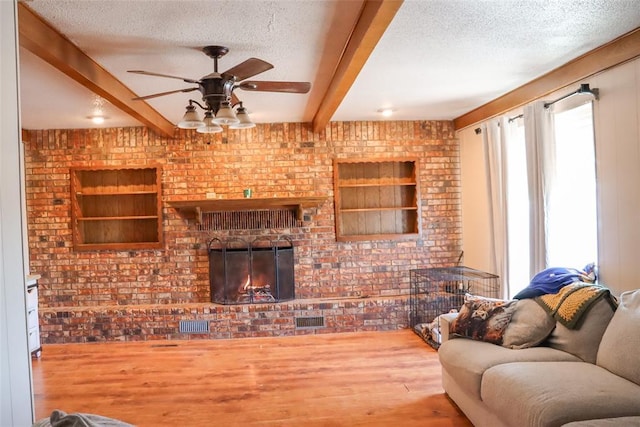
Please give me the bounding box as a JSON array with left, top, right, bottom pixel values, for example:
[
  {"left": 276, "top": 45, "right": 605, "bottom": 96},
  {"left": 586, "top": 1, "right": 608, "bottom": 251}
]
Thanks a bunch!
[
  {"left": 24, "top": 120, "right": 461, "bottom": 343},
  {"left": 39, "top": 297, "right": 407, "bottom": 343}
]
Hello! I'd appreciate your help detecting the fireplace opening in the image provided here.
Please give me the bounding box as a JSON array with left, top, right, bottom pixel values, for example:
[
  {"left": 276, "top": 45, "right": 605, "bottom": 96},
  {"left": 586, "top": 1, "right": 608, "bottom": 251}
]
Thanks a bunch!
[{"left": 208, "top": 236, "right": 294, "bottom": 304}]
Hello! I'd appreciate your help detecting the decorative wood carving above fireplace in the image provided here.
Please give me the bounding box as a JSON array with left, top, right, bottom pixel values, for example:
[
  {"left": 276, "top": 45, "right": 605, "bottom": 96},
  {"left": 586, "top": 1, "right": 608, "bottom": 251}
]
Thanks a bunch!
[{"left": 168, "top": 196, "right": 327, "bottom": 224}]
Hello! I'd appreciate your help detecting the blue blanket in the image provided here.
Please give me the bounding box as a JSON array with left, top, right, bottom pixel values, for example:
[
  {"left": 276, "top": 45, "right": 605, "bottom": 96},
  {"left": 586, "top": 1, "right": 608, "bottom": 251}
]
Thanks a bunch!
[{"left": 514, "top": 264, "right": 596, "bottom": 299}]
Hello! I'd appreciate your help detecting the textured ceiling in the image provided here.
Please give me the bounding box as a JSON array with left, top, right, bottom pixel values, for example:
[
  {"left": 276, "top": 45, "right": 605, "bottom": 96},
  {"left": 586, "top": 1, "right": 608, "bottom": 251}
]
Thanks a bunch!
[
  {"left": 18, "top": 0, "right": 640, "bottom": 131},
  {"left": 336, "top": 0, "right": 640, "bottom": 120}
]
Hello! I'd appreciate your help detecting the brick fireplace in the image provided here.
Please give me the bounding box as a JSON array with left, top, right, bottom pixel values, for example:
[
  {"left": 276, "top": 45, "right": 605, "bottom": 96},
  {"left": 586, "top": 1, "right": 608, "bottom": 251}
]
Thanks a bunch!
[{"left": 24, "top": 120, "right": 462, "bottom": 343}]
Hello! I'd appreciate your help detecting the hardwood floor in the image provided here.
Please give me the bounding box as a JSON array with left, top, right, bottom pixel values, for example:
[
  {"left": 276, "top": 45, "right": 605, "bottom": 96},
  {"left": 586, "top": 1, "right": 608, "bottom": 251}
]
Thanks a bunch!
[{"left": 32, "top": 330, "right": 472, "bottom": 427}]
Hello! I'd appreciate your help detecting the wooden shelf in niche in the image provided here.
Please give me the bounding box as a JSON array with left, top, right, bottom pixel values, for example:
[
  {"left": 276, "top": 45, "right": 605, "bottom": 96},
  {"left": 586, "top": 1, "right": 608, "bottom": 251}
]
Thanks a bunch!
[
  {"left": 333, "top": 158, "right": 421, "bottom": 242},
  {"left": 70, "top": 166, "right": 162, "bottom": 251}
]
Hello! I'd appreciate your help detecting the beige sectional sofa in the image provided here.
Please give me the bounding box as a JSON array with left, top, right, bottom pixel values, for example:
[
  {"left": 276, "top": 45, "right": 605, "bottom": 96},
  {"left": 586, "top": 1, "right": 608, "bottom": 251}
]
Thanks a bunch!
[{"left": 437, "top": 288, "right": 640, "bottom": 427}]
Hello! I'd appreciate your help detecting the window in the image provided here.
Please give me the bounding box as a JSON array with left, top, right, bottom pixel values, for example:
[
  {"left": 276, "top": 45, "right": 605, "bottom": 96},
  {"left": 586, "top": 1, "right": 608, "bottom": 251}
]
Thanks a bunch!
[
  {"left": 505, "top": 119, "right": 530, "bottom": 296},
  {"left": 504, "top": 101, "right": 597, "bottom": 297},
  {"left": 546, "top": 102, "right": 598, "bottom": 268}
]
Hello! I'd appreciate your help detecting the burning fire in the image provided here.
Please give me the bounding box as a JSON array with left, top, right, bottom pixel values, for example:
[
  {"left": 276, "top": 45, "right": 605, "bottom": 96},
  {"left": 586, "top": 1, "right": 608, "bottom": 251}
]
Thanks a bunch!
[
  {"left": 242, "top": 275, "right": 270, "bottom": 292},
  {"left": 239, "top": 274, "right": 274, "bottom": 302}
]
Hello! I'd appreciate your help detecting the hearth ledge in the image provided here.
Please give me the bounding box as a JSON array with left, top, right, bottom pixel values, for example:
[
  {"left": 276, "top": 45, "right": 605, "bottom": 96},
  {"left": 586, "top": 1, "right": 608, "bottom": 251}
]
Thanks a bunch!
[{"left": 38, "top": 295, "right": 408, "bottom": 313}]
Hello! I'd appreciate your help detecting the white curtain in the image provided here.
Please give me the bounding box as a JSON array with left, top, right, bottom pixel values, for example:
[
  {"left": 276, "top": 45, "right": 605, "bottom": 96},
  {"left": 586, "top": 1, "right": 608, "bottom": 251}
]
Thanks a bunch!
[
  {"left": 523, "top": 101, "right": 556, "bottom": 277},
  {"left": 482, "top": 117, "right": 510, "bottom": 298}
]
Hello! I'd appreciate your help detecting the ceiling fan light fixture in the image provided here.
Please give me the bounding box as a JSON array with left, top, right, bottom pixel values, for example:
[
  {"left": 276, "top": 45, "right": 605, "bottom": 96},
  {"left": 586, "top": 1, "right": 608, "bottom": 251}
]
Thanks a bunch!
[
  {"left": 196, "top": 111, "right": 223, "bottom": 134},
  {"left": 178, "top": 104, "right": 204, "bottom": 129},
  {"left": 130, "top": 46, "right": 310, "bottom": 130},
  {"left": 229, "top": 105, "right": 255, "bottom": 129},
  {"left": 212, "top": 101, "right": 239, "bottom": 125}
]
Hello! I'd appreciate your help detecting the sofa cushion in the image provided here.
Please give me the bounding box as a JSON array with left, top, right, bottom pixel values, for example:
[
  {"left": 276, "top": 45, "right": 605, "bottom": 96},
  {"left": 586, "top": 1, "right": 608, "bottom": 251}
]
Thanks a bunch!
[
  {"left": 597, "top": 289, "right": 640, "bottom": 385},
  {"left": 502, "top": 299, "right": 556, "bottom": 349},
  {"left": 438, "top": 338, "right": 580, "bottom": 400},
  {"left": 437, "top": 312, "right": 459, "bottom": 342},
  {"left": 481, "top": 362, "right": 640, "bottom": 427},
  {"left": 544, "top": 296, "right": 615, "bottom": 363},
  {"left": 562, "top": 417, "right": 640, "bottom": 427},
  {"left": 450, "top": 296, "right": 517, "bottom": 345}
]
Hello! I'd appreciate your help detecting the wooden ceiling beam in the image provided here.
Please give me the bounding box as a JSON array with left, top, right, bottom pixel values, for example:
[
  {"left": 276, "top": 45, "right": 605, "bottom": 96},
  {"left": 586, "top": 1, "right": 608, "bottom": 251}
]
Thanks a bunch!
[
  {"left": 454, "top": 27, "right": 640, "bottom": 131},
  {"left": 311, "top": 0, "right": 403, "bottom": 134},
  {"left": 302, "top": 0, "right": 365, "bottom": 124},
  {"left": 17, "top": 3, "right": 175, "bottom": 138}
]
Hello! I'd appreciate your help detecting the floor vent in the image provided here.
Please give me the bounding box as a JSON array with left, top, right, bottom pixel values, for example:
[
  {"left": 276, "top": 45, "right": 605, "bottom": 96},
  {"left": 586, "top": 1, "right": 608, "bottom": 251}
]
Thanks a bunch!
[
  {"left": 179, "top": 320, "right": 210, "bottom": 334},
  {"left": 295, "top": 316, "right": 325, "bottom": 328}
]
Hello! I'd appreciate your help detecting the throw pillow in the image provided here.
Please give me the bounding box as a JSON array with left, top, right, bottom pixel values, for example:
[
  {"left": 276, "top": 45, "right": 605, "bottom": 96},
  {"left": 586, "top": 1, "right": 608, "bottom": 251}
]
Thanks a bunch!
[
  {"left": 502, "top": 299, "right": 556, "bottom": 349},
  {"left": 450, "top": 296, "right": 517, "bottom": 345}
]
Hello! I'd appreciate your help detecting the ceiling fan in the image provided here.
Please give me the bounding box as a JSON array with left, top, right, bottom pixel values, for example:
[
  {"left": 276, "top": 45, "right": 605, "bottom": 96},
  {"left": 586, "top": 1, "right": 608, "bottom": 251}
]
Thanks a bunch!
[{"left": 128, "top": 45, "right": 311, "bottom": 131}]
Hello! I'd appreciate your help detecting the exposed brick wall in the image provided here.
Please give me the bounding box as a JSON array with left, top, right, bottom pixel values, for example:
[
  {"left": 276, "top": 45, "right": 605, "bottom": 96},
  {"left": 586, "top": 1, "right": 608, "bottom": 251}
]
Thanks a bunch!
[{"left": 24, "top": 120, "right": 462, "bottom": 343}]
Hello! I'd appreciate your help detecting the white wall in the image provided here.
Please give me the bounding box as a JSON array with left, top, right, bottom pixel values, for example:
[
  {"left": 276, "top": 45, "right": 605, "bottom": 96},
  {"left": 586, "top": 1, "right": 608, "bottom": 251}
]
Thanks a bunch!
[
  {"left": 0, "top": 0, "right": 35, "bottom": 425},
  {"left": 459, "top": 127, "right": 493, "bottom": 273},
  {"left": 591, "top": 58, "right": 640, "bottom": 294},
  {"left": 458, "top": 56, "right": 640, "bottom": 296}
]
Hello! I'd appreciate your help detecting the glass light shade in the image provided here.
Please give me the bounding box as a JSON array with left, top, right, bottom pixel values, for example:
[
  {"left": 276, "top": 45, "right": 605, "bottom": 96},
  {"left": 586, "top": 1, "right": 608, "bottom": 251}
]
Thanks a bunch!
[
  {"left": 177, "top": 105, "right": 204, "bottom": 129},
  {"left": 212, "top": 102, "right": 239, "bottom": 125},
  {"left": 196, "top": 112, "right": 223, "bottom": 134},
  {"left": 229, "top": 107, "right": 256, "bottom": 129}
]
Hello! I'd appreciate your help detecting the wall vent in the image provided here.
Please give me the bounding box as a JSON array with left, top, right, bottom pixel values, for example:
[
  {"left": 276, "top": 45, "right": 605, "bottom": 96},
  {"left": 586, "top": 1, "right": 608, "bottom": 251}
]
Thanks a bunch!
[
  {"left": 295, "top": 316, "right": 325, "bottom": 329},
  {"left": 179, "top": 320, "right": 210, "bottom": 334},
  {"left": 197, "top": 209, "right": 300, "bottom": 231}
]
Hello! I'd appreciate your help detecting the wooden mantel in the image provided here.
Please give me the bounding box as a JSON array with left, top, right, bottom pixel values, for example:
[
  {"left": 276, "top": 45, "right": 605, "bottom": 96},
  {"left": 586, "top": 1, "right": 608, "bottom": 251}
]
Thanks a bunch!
[{"left": 167, "top": 197, "right": 327, "bottom": 224}]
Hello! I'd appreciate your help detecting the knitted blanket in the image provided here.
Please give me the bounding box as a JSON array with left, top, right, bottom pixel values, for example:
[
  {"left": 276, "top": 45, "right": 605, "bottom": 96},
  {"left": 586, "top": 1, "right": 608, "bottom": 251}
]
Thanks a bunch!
[{"left": 535, "top": 283, "right": 616, "bottom": 329}]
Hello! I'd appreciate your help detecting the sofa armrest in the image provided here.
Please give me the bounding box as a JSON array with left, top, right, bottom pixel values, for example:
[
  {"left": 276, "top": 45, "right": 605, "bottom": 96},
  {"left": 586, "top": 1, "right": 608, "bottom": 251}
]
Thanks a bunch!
[{"left": 438, "top": 312, "right": 459, "bottom": 343}]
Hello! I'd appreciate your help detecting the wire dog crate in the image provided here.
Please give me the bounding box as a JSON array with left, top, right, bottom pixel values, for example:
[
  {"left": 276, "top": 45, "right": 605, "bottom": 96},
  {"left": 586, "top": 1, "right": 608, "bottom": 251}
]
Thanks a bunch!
[{"left": 410, "top": 266, "right": 500, "bottom": 348}]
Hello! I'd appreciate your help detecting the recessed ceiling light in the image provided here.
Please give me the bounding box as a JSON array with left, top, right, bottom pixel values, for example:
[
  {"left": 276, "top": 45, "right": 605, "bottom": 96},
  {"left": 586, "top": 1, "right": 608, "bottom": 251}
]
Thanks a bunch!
[
  {"left": 88, "top": 95, "right": 108, "bottom": 125},
  {"left": 377, "top": 108, "right": 395, "bottom": 117},
  {"left": 87, "top": 115, "right": 107, "bottom": 125}
]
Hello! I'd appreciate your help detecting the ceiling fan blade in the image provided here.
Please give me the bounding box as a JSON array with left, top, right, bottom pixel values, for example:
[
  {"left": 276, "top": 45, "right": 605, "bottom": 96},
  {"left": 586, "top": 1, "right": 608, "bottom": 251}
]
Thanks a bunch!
[
  {"left": 239, "top": 81, "right": 311, "bottom": 94},
  {"left": 128, "top": 70, "right": 200, "bottom": 84},
  {"left": 222, "top": 58, "right": 274, "bottom": 82},
  {"left": 132, "top": 87, "right": 199, "bottom": 101}
]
